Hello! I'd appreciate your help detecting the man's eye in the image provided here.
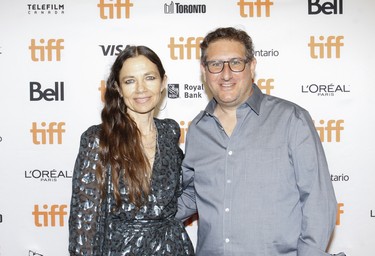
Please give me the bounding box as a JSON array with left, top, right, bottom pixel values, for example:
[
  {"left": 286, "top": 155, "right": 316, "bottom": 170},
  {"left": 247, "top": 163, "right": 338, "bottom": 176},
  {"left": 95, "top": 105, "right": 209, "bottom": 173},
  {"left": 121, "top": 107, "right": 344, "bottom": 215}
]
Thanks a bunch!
[
  {"left": 231, "top": 59, "right": 241, "bottom": 65},
  {"left": 211, "top": 62, "right": 222, "bottom": 67}
]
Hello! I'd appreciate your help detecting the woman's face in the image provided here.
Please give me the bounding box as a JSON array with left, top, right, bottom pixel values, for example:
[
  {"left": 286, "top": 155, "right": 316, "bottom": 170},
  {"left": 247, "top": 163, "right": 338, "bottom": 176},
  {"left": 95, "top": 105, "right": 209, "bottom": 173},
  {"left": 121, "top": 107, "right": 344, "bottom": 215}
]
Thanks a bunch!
[{"left": 118, "top": 55, "right": 166, "bottom": 116}]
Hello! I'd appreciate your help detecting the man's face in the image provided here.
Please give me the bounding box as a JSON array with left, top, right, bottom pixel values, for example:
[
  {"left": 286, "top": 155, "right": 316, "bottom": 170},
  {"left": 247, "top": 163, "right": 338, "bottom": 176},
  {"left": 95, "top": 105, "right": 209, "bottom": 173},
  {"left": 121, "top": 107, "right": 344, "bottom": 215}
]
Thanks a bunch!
[{"left": 201, "top": 39, "right": 256, "bottom": 109}]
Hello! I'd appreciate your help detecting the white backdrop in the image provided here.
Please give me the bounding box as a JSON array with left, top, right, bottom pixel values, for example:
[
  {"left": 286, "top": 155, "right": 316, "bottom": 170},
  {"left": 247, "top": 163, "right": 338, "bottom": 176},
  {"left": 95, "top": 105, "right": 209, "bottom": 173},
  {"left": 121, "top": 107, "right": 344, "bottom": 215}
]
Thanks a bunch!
[{"left": 1, "top": 0, "right": 375, "bottom": 255}]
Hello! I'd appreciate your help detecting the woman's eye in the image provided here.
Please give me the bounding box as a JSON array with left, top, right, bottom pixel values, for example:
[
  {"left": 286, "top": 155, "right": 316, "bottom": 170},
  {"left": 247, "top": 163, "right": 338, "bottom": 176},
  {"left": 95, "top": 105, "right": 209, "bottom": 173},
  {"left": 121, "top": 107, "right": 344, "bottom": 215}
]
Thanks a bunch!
[{"left": 124, "top": 79, "right": 135, "bottom": 84}]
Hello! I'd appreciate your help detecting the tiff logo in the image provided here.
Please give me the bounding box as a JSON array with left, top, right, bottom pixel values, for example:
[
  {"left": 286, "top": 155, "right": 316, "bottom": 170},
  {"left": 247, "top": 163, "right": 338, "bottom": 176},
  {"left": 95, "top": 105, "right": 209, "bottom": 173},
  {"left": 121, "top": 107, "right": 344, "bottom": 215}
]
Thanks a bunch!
[
  {"left": 30, "top": 122, "right": 66, "bottom": 144},
  {"left": 308, "top": 0, "right": 343, "bottom": 15},
  {"left": 97, "top": 0, "right": 134, "bottom": 19},
  {"left": 29, "top": 39, "right": 64, "bottom": 62},
  {"left": 168, "top": 36, "right": 203, "bottom": 60},
  {"left": 308, "top": 36, "right": 344, "bottom": 59},
  {"left": 256, "top": 78, "right": 274, "bottom": 95},
  {"left": 314, "top": 119, "right": 344, "bottom": 142},
  {"left": 237, "top": 0, "right": 273, "bottom": 17},
  {"left": 32, "top": 204, "right": 68, "bottom": 227},
  {"left": 336, "top": 203, "right": 344, "bottom": 225},
  {"left": 99, "top": 80, "right": 106, "bottom": 102}
]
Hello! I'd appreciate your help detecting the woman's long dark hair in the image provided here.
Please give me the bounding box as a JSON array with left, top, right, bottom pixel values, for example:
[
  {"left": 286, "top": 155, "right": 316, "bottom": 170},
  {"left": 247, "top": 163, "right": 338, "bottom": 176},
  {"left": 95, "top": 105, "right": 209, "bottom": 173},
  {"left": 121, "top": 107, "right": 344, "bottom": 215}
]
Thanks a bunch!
[{"left": 97, "top": 45, "right": 166, "bottom": 208}]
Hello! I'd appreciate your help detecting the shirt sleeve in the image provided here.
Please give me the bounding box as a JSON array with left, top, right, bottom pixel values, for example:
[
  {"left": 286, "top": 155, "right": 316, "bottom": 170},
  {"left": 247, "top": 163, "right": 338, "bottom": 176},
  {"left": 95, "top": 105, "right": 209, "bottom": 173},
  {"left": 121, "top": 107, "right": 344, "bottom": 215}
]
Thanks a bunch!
[
  {"left": 176, "top": 127, "right": 198, "bottom": 222},
  {"left": 68, "top": 127, "right": 102, "bottom": 256},
  {"left": 290, "top": 109, "right": 337, "bottom": 255}
]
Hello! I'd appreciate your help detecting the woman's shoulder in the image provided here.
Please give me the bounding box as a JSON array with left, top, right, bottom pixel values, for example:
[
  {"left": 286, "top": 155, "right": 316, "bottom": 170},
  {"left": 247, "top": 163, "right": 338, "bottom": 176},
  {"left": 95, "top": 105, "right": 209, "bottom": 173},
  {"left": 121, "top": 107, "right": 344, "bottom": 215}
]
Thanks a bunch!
[
  {"left": 155, "top": 118, "right": 179, "bottom": 129},
  {"left": 154, "top": 118, "right": 180, "bottom": 137}
]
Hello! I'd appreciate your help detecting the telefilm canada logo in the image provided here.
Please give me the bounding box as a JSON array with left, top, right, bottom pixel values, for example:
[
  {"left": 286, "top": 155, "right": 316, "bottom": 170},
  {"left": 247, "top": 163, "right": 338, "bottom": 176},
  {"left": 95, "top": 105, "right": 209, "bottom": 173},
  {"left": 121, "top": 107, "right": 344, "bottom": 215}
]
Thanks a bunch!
[
  {"left": 164, "top": 1, "right": 206, "bottom": 14},
  {"left": 27, "top": 3, "right": 65, "bottom": 15},
  {"left": 301, "top": 83, "right": 350, "bottom": 96},
  {"left": 25, "top": 169, "right": 72, "bottom": 182}
]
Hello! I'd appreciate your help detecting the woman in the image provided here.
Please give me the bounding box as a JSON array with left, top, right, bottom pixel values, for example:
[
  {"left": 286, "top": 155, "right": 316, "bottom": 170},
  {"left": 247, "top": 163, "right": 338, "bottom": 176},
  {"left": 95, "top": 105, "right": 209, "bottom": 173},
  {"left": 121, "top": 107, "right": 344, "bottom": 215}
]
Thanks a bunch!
[{"left": 68, "top": 45, "right": 194, "bottom": 255}]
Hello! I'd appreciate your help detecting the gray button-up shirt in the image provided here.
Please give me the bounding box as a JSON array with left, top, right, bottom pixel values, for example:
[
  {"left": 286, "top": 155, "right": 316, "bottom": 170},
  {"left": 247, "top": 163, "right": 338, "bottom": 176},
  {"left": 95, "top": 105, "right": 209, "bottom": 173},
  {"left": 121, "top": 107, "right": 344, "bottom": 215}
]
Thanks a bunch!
[{"left": 177, "top": 84, "right": 337, "bottom": 256}]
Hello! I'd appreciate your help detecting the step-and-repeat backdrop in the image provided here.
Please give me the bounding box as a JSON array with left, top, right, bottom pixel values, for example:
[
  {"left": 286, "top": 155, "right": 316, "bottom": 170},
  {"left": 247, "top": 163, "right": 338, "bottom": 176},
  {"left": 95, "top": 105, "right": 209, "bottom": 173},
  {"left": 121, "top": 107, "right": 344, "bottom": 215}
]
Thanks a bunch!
[{"left": 1, "top": 1, "right": 374, "bottom": 255}]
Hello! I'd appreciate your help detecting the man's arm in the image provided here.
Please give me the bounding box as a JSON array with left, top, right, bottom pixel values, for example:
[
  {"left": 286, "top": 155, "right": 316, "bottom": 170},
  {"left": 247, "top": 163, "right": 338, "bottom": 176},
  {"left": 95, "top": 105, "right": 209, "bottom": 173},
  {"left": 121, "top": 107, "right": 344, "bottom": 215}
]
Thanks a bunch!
[{"left": 291, "top": 109, "right": 337, "bottom": 255}]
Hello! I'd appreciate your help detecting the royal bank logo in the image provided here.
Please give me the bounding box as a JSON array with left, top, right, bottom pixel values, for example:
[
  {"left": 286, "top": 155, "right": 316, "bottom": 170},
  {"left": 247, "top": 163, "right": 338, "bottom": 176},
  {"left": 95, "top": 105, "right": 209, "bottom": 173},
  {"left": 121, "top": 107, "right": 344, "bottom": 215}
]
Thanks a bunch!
[
  {"left": 27, "top": 3, "right": 65, "bottom": 15},
  {"left": 164, "top": 1, "right": 207, "bottom": 14},
  {"left": 301, "top": 83, "right": 350, "bottom": 96},
  {"left": 168, "top": 84, "right": 180, "bottom": 98},
  {"left": 237, "top": 0, "right": 274, "bottom": 17},
  {"left": 308, "top": 0, "right": 343, "bottom": 15},
  {"left": 97, "top": 0, "right": 134, "bottom": 19},
  {"left": 25, "top": 169, "right": 72, "bottom": 182}
]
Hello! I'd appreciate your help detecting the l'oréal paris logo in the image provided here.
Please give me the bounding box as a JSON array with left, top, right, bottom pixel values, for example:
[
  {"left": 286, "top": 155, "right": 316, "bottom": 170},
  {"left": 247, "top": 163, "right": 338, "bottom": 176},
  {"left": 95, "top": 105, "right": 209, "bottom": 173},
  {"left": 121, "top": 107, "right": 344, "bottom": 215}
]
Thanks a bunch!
[
  {"left": 25, "top": 169, "right": 72, "bottom": 182},
  {"left": 301, "top": 83, "right": 350, "bottom": 96}
]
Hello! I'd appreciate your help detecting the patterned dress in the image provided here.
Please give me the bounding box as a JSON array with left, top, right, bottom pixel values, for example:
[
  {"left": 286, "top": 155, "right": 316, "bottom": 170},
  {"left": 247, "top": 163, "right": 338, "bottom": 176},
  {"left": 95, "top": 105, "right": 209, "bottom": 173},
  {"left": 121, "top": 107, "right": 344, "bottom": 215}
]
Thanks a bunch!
[{"left": 68, "top": 118, "right": 195, "bottom": 256}]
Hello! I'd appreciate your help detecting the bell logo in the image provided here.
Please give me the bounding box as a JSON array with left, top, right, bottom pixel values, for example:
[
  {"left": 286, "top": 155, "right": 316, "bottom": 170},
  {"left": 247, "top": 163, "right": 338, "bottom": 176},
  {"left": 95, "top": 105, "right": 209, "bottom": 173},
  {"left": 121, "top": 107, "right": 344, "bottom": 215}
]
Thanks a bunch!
[
  {"left": 32, "top": 204, "right": 68, "bottom": 227},
  {"left": 30, "top": 122, "right": 66, "bottom": 145},
  {"left": 237, "top": 0, "right": 274, "bottom": 17},
  {"left": 256, "top": 78, "right": 274, "bottom": 95},
  {"left": 308, "top": 0, "right": 343, "bottom": 15},
  {"left": 97, "top": 0, "right": 134, "bottom": 19},
  {"left": 168, "top": 37, "right": 203, "bottom": 60},
  {"left": 29, "top": 39, "right": 64, "bottom": 62},
  {"left": 308, "top": 35, "right": 344, "bottom": 59},
  {"left": 336, "top": 203, "right": 344, "bottom": 225},
  {"left": 314, "top": 119, "right": 344, "bottom": 142},
  {"left": 30, "top": 81, "right": 64, "bottom": 101}
]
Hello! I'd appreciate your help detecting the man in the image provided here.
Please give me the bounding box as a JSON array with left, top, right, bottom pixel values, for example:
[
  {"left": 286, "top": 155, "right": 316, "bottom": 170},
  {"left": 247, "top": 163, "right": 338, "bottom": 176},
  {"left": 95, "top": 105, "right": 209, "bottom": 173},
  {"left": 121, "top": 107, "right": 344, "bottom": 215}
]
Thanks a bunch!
[{"left": 176, "top": 27, "right": 338, "bottom": 255}]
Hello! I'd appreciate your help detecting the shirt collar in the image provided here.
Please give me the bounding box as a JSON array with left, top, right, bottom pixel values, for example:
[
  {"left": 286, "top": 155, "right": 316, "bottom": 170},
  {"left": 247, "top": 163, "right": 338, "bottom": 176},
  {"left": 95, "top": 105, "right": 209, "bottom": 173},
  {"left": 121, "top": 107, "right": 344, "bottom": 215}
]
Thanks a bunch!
[{"left": 195, "top": 83, "right": 264, "bottom": 124}]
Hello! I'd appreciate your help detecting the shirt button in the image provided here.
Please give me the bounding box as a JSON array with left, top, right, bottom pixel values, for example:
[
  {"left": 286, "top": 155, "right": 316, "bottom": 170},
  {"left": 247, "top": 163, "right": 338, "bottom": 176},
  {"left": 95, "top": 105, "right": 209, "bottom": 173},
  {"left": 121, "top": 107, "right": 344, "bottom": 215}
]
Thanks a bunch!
[
  {"left": 225, "top": 238, "right": 230, "bottom": 243},
  {"left": 225, "top": 208, "right": 230, "bottom": 212},
  {"left": 228, "top": 151, "right": 233, "bottom": 155}
]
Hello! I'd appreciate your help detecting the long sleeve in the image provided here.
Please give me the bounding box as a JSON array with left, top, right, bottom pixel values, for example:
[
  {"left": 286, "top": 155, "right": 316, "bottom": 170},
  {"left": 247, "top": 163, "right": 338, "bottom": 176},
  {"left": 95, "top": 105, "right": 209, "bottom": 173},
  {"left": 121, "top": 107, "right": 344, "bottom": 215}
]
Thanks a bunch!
[
  {"left": 68, "top": 125, "right": 102, "bottom": 256},
  {"left": 290, "top": 109, "right": 337, "bottom": 255},
  {"left": 176, "top": 128, "right": 198, "bottom": 222}
]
